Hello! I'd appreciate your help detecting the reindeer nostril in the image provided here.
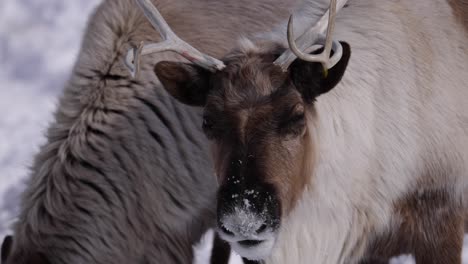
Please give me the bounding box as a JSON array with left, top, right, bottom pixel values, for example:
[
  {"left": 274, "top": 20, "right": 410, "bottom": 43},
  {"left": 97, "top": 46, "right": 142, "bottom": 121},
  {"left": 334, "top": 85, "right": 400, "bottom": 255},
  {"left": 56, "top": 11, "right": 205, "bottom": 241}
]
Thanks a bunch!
[
  {"left": 220, "top": 225, "right": 234, "bottom": 236},
  {"left": 256, "top": 223, "right": 267, "bottom": 233}
]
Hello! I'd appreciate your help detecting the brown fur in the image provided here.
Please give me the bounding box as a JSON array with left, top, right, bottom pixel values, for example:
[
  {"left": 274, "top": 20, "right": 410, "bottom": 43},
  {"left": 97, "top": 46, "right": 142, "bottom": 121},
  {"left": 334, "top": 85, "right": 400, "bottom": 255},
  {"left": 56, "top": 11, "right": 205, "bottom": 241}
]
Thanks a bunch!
[
  {"left": 207, "top": 44, "right": 314, "bottom": 213},
  {"left": 361, "top": 189, "right": 464, "bottom": 264},
  {"left": 448, "top": 0, "right": 468, "bottom": 33}
]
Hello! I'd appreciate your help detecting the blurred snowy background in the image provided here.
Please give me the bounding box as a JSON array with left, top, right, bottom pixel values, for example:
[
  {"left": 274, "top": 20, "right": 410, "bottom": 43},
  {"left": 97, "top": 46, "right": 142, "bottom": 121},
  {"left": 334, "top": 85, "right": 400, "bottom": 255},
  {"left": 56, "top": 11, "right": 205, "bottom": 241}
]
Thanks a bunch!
[
  {"left": 0, "top": 0, "right": 102, "bottom": 236},
  {"left": 0, "top": 0, "right": 466, "bottom": 263}
]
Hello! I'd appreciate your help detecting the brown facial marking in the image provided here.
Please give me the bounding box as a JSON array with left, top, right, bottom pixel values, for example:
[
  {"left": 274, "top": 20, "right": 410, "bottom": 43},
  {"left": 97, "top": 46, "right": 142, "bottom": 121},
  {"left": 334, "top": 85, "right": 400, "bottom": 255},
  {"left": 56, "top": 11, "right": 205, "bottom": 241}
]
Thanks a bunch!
[
  {"left": 362, "top": 189, "right": 464, "bottom": 264},
  {"left": 206, "top": 43, "right": 316, "bottom": 215},
  {"left": 448, "top": 0, "right": 468, "bottom": 33}
]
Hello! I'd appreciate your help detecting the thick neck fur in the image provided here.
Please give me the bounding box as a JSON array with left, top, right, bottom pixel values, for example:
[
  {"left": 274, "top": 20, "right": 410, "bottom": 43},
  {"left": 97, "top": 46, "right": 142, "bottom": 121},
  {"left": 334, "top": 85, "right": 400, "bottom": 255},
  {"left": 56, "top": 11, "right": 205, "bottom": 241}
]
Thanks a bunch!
[{"left": 262, "top": 0, "right": 468, "bottom": 263}]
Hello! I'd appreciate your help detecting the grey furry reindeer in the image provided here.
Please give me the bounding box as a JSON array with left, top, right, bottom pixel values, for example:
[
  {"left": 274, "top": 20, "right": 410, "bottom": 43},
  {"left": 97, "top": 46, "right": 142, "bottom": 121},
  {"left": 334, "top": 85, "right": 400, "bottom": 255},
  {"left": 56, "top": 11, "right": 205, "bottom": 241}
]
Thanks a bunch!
[
  {"left": 0, "top": 0, "right": 299, "bottom": 263},
  {"left": 127, "top": 0, "right": 468, "bottom": 263}
]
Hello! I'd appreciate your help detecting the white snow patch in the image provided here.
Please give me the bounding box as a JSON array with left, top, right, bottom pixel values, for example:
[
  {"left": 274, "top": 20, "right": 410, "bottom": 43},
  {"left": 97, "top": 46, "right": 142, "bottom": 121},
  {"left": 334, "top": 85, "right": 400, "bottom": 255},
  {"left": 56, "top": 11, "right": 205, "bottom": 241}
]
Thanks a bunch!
[
  {"left": 243, "top": 199, "right": 251, "bottom": 209},
  {"left": 221, "top": 205, "right": 267, "bottom": 239}
]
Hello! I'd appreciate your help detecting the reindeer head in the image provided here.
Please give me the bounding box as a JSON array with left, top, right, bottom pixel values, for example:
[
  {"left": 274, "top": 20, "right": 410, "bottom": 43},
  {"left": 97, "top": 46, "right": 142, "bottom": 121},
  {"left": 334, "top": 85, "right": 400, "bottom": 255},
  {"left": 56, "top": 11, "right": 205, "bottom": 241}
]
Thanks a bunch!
[{"left": 129, "top": 0, "right": 350, "bottom": 260}]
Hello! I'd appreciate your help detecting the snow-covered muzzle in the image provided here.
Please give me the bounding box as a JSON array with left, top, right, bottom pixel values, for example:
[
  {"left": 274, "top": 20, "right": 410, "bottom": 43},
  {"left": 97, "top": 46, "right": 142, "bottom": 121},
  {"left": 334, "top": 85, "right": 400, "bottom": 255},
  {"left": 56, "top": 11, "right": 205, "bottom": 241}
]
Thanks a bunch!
[{"left": 217, "top": 181, "right": 281, "bottom": 261}]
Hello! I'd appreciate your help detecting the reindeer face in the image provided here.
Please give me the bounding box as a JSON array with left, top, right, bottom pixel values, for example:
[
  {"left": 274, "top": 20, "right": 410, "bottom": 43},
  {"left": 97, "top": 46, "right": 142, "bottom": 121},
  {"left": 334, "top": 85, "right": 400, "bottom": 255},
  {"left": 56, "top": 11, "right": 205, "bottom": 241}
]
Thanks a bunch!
[
  {"left": 155, "top": 41, "right": 350, "bottom": 260},
  {"left": 203, "top": 49, "right": 310, "bottom": 260}
]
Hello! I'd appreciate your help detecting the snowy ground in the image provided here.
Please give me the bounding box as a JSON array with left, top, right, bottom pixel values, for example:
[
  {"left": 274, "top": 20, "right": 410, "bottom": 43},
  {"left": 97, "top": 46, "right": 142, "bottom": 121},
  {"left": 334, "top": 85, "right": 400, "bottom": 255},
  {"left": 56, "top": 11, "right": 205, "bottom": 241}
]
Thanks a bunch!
[{"left": 0, "top": 1, "right": 466, "bottom": 263}]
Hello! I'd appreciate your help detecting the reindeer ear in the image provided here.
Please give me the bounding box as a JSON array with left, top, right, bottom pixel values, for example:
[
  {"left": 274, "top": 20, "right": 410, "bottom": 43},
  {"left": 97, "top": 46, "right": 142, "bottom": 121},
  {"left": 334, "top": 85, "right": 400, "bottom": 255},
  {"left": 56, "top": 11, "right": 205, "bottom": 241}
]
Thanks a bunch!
[
  {"left": 289, "top": 41, "right": 351, "bottom": 103},
  {"left": 154, "top": 61, "right": 211, "bottom": 106},
  {"left": 1, "top": 235, "right": 13, "bottom": 262}
]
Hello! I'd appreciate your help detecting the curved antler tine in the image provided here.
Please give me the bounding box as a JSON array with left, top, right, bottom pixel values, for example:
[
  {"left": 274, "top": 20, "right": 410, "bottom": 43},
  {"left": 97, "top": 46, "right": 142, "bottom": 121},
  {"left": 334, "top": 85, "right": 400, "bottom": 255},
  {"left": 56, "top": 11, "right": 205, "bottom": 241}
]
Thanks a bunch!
[
  {"left": 327, "top": 38, "right": 343, "bottom": 69},
  {"left": 285, "top": 0, "right": 336, "bottom": 68},
  {"left": 124, "top": 0, "right": 225, "bottom": 77},
  {"left": 274, "top": 0, "right": 348, "bottom": 71},
  {"left": 286, "top": 15, "right": 328, "bottom": 68},
  {"left": 323, "top": 0, "right": 337, "bottom": 66}
]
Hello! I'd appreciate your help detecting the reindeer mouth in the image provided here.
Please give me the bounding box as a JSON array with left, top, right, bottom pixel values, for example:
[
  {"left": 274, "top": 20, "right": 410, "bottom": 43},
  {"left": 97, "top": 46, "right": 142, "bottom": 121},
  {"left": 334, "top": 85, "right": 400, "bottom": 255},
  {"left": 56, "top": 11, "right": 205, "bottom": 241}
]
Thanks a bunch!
[
  {"left": 230, "top": 236, "right": 276, "bottom": 261},
  {"left": 238, "top": 239, "right": 265, "bottom": 247}
]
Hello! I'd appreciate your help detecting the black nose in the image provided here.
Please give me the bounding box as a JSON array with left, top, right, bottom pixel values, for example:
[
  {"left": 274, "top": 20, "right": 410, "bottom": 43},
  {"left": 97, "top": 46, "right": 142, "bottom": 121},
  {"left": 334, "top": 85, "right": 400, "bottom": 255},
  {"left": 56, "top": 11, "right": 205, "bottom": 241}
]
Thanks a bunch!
[
  {"left": 218, "top": 214, "right": 271, "bottom": 237},
  {"left": 218, "top": 213, "right": 273, "bottom": 243},
  {"left": 216, "top": 182, "right": 281, "bottom": 240}
]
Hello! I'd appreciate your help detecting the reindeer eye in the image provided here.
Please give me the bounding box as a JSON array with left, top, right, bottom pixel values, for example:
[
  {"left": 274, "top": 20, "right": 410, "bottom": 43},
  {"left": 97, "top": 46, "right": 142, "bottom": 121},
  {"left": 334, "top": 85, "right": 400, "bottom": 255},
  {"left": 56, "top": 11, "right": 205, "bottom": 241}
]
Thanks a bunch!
[
  {"left": 289, "top": 112, "right": 305, "bottom": 124},
  {"left": 278, "top": 104, "right": 306, "bottom": 137}
]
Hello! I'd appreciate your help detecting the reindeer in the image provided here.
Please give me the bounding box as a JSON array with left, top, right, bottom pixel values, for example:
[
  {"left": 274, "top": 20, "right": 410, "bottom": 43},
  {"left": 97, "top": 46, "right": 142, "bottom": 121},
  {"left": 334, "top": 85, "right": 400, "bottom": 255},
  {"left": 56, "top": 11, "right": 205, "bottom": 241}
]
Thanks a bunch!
[
  {"left": 0, "top": 0, "right": 300, "bottom": 263},
  {"left": 128, "top": 0, "right": 468, "bottom": 263}
]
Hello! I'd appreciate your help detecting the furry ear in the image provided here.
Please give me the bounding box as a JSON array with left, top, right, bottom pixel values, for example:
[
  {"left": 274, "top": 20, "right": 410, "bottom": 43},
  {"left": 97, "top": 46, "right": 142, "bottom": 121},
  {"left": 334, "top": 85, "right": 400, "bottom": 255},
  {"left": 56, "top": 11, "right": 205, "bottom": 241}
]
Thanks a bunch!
[
  {"left": 289, "top": 41, "right": 351, "bottom": 103},
  {"left": 154, "top": 61, "right": 212, "bottom": 106},
  {"left": 1, "top": 235, "right": 12, "bottom": 262}
]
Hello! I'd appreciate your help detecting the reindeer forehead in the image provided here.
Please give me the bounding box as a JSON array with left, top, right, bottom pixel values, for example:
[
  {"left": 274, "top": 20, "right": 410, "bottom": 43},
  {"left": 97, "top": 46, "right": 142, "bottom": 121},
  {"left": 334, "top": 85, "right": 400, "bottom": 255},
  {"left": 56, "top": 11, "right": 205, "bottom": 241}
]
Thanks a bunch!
[
  {"left": 204, "top": 46, "right": 304, "bottom": 137},
  {"left": 217, "top": 46, "right": 287, "bottom": 91},
  {"left": 207, "top": 72, "right": 301, "bottom": 114}
]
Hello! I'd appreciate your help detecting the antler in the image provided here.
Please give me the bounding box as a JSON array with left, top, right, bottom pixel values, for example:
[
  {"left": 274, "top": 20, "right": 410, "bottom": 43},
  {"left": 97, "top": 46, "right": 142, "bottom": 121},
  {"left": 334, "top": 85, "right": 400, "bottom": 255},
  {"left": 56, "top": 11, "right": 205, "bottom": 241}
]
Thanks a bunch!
[
  {"left": 273, "top": 0, "right": 348, "bottom": 72},
  {"left": 125, "top": 0, "right": 225, "bottom": 77}
]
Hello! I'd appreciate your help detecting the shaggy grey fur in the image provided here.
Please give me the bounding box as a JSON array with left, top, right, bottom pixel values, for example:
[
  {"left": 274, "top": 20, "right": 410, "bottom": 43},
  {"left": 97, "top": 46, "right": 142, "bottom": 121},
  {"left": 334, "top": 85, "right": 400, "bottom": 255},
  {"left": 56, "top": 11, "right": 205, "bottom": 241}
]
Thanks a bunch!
[{"left": 1, "top": 0, "right": 297, "bottom": 263}]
